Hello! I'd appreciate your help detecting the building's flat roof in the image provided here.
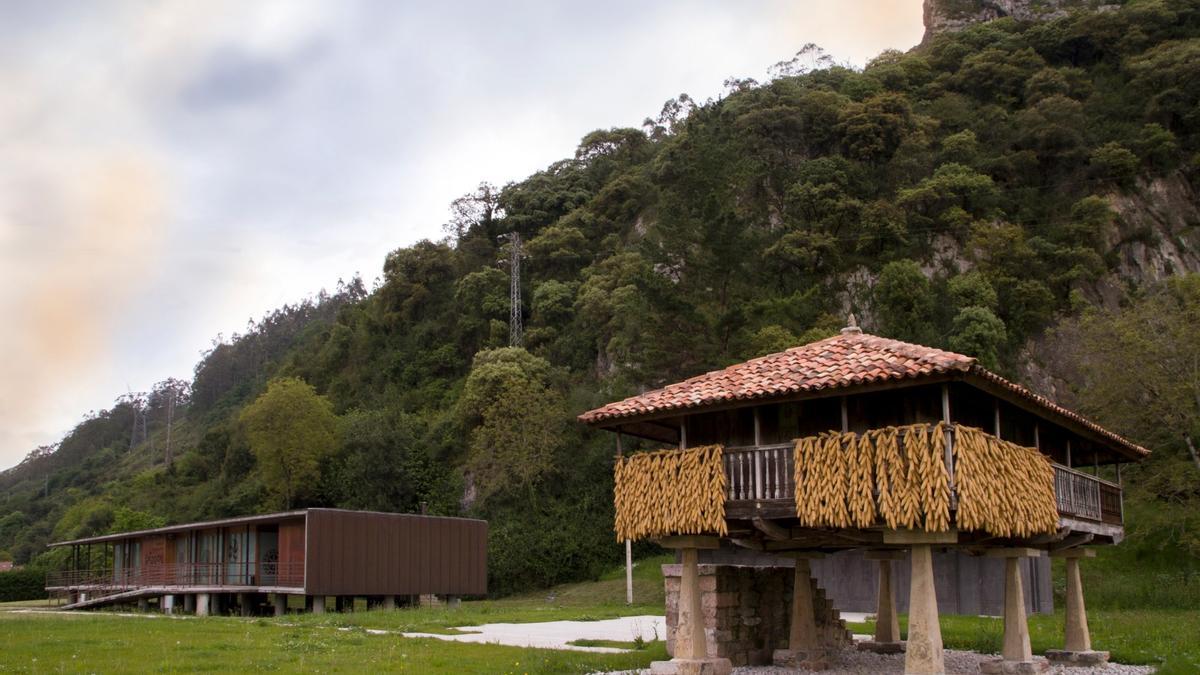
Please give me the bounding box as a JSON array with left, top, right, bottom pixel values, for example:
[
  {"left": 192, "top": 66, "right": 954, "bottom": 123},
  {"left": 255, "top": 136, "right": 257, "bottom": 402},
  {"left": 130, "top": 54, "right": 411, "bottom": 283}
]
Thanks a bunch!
[
  {"left": 47, "top": 509, "right": 309, "bottom": 547},
  {"left": 47, "top": 508, "right": 489, "bottom": 548}
]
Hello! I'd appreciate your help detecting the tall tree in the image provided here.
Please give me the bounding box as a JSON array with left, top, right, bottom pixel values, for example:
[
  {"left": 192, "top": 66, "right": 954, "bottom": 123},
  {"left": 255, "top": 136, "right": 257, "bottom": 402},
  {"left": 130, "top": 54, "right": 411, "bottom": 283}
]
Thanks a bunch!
[
  {"left": 458, "top": 348, "right": 564, "bottom": 505},
  {"left": 1060, "top": 276, "right": 1200, "bottom": 474},
  {"left": 239, "top": 378, "right": 339, "bottom": 508}
]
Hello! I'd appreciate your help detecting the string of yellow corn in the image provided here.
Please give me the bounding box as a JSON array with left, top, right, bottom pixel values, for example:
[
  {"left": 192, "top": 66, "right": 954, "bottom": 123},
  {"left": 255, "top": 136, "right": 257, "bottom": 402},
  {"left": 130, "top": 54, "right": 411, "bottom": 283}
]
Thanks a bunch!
[{"left": 612, "top": 445, "right": 727, "bottom": 541}]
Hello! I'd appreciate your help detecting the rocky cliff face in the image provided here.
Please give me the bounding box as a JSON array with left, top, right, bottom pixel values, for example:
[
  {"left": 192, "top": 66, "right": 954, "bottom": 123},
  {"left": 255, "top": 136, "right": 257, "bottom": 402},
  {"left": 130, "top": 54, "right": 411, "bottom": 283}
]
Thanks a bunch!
[
  {"left": 1097, "top": 173, "right": 1200, "bottom": 304},
  {"left": 922, "top": 0, "right": 1121, "bottom": 41}
]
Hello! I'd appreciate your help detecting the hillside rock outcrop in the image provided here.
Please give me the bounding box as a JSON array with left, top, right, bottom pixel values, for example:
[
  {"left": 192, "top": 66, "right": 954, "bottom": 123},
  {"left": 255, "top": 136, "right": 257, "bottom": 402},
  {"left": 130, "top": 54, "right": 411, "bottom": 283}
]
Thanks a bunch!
[{"left": 922, "top": 0, "right": 1120, "bottom": 41}]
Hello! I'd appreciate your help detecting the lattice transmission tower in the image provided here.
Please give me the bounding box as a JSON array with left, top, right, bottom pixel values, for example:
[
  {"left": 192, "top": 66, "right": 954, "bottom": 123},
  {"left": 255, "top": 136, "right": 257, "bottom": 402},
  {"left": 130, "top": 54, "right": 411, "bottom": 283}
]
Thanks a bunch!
[{"left": 506, "top": 231, "right": 523, "bottom": 347}]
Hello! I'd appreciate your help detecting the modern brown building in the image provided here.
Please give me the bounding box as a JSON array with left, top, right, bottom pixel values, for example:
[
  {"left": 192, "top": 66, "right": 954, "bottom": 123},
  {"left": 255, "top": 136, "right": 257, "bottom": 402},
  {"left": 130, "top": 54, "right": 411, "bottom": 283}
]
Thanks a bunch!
[
  {"left": 581, "top": 324, "right": 1144, "bottom": 674},
  {"left": 46, "top": 508, "right": 487, "bottom": 616}
]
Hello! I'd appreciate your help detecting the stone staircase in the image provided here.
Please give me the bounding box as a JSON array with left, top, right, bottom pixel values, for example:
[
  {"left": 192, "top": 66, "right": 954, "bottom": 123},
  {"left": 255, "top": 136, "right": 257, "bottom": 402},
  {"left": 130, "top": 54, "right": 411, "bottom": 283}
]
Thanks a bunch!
[{"left": 809, "top": 577, "right": 855, "bottom": 649}]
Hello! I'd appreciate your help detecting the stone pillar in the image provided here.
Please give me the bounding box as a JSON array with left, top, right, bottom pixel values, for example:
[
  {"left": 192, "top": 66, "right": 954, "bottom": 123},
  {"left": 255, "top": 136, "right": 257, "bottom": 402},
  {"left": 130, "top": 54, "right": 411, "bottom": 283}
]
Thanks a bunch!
[
  {"left": 163, "top": 595, "right": 175, "bottom": 615},
  {"left": 184, "top": 594, "right": 196, "bottom": 614},
  {"left": 905, "top": 544, "right": 944, "bottom": 675},
  {"left": 1047, "top": 549, "right": 1109, "bottom": 667},
  {"left": 982, "top": 549, "right": 1047, "bottom": 674},
  {"left": 773, "top": 554, "right": 827, "bottom": 669},
  {"left": 679, "top": 548, "right": 706, "bottom": 659},
  {"left": 1063, "top": 557, "right": 1089, "bottom": 651},
  {"left": 382, "top": 595, "right": 397, "bottom": 611},
  {"left": 860, "top": 551, "right": 905, "bottom": 654},
  {"left": 1001, "top": 558, "right": 1032, "bottom": 661},
  {"left": 238, "top": 592, "right": 253, "bottom": 617},
  {"left": 196, "top": 593, "right": 210, "bottom": 617},
  {"left": 274, "top": 594, "right": 287, "bottom": 617},
  {"left": 311, "top": 595, "right": 326, "bottom": 614},
  {"left": 650, "top": 536, "right": 731, "bottom": 675}
]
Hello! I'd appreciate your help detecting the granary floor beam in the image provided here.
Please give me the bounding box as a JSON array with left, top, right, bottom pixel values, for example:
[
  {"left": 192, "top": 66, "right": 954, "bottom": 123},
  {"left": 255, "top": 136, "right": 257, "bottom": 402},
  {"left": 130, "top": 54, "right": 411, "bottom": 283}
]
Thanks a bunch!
[
  {"left": 858, "top": 550, "right": 906, "bottom": 654},
  {"left": 981, "top": 549, "right": 1047, "bottom": 674},
  {"left": 1046, "top": 549, "right": 1109, "bottom": 667}
]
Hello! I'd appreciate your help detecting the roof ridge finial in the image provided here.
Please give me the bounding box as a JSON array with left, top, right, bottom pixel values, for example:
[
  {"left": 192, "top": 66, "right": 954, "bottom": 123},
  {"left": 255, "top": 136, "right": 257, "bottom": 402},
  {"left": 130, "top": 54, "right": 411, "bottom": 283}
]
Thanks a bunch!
[{"left": 841, "top": 313, "right": 862, "bottom": 335}]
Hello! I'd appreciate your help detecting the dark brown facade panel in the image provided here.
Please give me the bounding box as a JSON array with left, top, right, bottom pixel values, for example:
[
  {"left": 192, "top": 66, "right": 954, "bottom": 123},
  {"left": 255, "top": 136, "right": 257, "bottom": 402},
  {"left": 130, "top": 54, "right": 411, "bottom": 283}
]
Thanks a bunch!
[{"left": 305, "top": 509, "right": 487, "bottom": 597}]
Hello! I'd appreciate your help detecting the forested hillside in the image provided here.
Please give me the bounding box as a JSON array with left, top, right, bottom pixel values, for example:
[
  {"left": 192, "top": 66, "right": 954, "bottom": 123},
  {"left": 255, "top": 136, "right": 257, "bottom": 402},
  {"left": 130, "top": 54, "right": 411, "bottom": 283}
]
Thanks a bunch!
[{"left": 3, "top": 1, "right": 1200, "bottom": 595}]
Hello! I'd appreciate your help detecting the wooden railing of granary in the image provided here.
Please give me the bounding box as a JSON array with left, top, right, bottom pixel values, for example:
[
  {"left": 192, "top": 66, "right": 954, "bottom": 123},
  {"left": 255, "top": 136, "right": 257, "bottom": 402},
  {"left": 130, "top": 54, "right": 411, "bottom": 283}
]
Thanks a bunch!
[
  {"left": 723, "top": 424, "right": 1122, "bottom": 528},
  {"left": 46, "top": 561, "right": 305, "bottom": 598},
  {"left": 612, "top": 423, "right": 1123, "bottom": 542}
]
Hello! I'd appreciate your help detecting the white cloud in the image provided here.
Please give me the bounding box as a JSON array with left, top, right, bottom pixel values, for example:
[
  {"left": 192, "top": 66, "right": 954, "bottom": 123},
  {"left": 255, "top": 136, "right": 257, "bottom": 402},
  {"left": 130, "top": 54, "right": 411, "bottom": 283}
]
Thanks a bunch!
[{"left": 0, "top": 0, "right": 923, "bottom": 469}]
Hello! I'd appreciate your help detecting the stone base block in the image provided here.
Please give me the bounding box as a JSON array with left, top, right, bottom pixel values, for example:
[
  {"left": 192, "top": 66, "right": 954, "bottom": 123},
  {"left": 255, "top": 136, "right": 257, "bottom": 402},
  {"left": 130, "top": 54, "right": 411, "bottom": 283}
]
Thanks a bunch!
[
  {"left": 649, "top": 658, "right": 733, "bottom": 675},
  {"left": 856, "top": 640, "right": 905, "bottom": 654},
  {"left": 1045, "top": 650, "right": 1110, "bottom": 667},
  {"left": 772, "top": 648, "right": 829, "bottom": 671},
  {"left": 980, "top": 658, "right": 1051, "bottom": 674}
]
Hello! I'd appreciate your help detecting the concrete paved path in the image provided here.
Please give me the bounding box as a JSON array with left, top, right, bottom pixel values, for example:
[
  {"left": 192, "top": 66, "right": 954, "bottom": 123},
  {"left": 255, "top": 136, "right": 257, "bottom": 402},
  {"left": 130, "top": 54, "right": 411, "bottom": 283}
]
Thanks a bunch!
[{"left": 399, "top": 614, "right": 667, "bottom": 653}]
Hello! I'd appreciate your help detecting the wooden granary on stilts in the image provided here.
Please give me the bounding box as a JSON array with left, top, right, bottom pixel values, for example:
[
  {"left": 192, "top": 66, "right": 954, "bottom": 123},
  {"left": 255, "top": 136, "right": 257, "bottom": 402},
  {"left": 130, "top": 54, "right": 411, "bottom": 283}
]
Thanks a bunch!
[{"left": 580, "top": 322, "right": 1146, "bottom": 675}]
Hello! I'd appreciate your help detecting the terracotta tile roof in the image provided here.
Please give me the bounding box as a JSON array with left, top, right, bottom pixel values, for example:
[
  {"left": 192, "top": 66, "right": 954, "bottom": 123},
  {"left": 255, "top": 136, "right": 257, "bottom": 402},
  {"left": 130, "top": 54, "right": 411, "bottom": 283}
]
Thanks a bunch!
[{"left": 579, "top": 330, "right": 1149, "bottom": 459}]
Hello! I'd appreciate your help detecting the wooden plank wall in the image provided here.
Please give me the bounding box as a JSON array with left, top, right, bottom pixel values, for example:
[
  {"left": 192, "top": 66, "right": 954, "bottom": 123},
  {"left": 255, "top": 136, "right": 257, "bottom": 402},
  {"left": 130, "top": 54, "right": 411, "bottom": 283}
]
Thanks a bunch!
[{"left": 304, "top": 510, "right": 487, "bottom": 597}]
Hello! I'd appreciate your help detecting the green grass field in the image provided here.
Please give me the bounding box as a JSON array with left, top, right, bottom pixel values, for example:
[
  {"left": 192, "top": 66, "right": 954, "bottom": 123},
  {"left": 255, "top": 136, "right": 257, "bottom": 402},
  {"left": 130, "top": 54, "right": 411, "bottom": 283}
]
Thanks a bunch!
[
  {"left": 846, "top": 608, "right": 1199, "bottom": 674},
  {"left": 3, "top": 551, "right": 1197, "bottom": 673},
  {"left": 0, "top": 612, "right": 667, "bottom": 674},
  {"left": 0, "top": 555, "right": 672, "bottom": 674}
]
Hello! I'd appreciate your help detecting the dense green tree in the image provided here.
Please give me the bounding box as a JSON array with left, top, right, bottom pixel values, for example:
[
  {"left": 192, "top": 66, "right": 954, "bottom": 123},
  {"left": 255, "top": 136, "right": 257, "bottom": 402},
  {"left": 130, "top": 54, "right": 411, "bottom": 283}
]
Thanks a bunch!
[
  {"left": 239, "top": 378, "right": 339, "bottom": 508},
  {"left": 873, "top": 260, "right": 935, "bottom": 343},
  {"left": 947, "top": 272, "right": 998, "bottom": 311},
  {"left": 948, "top": 306, "right": 1007, "bottom": 369},
  {"left": 459, "top": 349, "right": 565, "bottom": 504},
  {"left": 1055, "top": 275, "right": 1200, "bottom": 556},
  {"left": 1089, "top": 142, "right": 1140, "bottom": 187}
]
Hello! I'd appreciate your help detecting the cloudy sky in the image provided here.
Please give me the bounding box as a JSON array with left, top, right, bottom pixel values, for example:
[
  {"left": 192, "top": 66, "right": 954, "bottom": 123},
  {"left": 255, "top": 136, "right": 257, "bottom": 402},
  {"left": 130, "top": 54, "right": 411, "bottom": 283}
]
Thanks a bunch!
[{"left": 0, "top": 0, "right": 924, "bottom": 470}]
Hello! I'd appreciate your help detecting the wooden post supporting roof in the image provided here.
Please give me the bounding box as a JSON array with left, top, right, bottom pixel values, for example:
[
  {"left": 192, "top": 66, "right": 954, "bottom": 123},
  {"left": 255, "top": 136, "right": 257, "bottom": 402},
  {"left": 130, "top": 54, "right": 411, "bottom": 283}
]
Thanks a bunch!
[{"left": 942, "top": 384, "right": 955, "bottom": 498}]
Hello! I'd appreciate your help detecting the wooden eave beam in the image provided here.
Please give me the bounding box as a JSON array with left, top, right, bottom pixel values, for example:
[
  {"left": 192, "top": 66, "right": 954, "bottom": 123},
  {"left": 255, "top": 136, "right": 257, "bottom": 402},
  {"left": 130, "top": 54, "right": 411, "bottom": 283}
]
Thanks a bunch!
[{"left": 963, "top": 374, "right": 1146, "bottom": 464}]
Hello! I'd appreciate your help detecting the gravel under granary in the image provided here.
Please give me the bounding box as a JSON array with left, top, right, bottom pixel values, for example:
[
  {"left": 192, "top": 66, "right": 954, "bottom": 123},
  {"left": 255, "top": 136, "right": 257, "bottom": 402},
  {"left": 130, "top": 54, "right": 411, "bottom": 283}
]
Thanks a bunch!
[{"left": 600, "top": 648, "right": 1156, "bottom": 674}]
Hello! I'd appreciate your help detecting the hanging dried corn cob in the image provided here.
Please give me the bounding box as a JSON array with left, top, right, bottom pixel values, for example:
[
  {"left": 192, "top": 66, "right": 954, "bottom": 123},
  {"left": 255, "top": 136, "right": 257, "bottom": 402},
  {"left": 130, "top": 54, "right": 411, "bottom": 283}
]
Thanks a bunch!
[{"left": 612, "top": 444, "right": 727, "bottom": 541}]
